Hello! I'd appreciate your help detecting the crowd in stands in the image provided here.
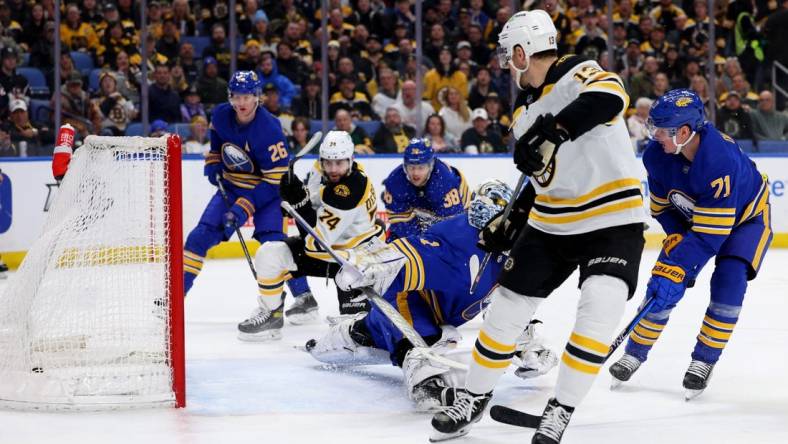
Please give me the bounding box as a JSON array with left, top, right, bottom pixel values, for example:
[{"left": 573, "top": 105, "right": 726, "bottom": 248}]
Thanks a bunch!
[{"left": 0, "top": 0, "right": 787, "bottom": 157}]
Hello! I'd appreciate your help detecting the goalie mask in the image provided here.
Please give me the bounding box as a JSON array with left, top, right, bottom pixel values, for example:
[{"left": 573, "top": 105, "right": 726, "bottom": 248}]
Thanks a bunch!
[{"left": 468, "top": 179, "right": 514, "bottom": 229}]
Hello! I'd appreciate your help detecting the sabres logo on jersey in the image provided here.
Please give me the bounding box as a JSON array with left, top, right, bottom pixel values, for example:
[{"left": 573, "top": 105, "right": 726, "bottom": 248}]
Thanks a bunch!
[
  {"left": 668, "top": 189, "right": 696, "bottom": 220},
  {"left": 221, "top": 143, "right": 255, "bottom": 173}
]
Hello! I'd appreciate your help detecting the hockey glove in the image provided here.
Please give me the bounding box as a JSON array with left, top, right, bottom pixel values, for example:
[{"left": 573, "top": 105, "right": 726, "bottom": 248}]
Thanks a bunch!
[
  {"left": 477, "top": 207, "right": 528, "bottom": 253},
  {"left": 646, "top": 259, "right": 689, "bottom": 312},
  {"left": 279, "top": 172, "right": 310, "bottom": 209},
  {"left": 513, "top": 113, "right": 569, "bottom": 176},
  {"left": 205, "top": 163, "right": 222, "bottom": 186},
  {"left": 657, "top": 233, "right": 697, "bottom": 288},
  {"left": 223, "top": 200, "right": 251, "bottom": 239}
]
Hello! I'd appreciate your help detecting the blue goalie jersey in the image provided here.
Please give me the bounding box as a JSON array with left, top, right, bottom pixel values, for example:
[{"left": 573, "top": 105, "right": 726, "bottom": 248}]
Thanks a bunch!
[
  {"left": 643, "top": 122, "right": 771, "bottom": 277},
  {"left": 383, "top": 213, "right": 505, "bottom": 325},
  {"left": 381, "top": 159, "right": 471, "bottom": 240}
]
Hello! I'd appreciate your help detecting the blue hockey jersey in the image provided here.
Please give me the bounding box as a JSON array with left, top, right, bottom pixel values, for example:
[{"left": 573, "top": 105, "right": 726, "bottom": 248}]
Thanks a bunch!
[
  {"left": 384, "top": 213, "right": 506, "bottom": 325},
  {"left": 381, "top": 159, "right": 470, "bottom": 240},
  {"left": 643, "top": 122, "right": 770, "bottom": 276},
  {"left": 206, "top": 103, "right": 289, "bottom": 210}
]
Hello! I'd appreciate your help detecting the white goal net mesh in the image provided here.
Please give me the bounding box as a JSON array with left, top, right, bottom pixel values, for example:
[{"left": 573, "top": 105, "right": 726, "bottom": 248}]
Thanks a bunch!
[{"left": 0, "top": 135, "right": 181, "bottom": 410}]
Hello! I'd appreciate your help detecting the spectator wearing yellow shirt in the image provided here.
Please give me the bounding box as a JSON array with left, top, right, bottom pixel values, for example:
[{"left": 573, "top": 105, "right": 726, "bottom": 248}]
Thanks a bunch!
[
  {"left": 423, "top": 47, "right": 468, "bottom": 111},
  {"left": 60, "top": 4, "right": 99, "bottom": 53}
]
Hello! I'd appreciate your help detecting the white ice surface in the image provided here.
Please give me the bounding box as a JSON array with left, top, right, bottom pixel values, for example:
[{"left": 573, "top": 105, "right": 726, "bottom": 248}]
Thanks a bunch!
[{"left": 1, "top": 249, "right": 787, "bottom": 444}]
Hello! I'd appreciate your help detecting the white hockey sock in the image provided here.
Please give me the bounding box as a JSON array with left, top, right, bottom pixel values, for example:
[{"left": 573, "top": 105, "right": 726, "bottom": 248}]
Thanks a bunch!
[
  {"left": 255, "top": 241, "right": 298, "bottom": 310},
  {"left": 555, "top": 275, "right": 627, "bottom": 407},
  {"left": 466, "top": 286, "right": 542, "bottom": 395}
]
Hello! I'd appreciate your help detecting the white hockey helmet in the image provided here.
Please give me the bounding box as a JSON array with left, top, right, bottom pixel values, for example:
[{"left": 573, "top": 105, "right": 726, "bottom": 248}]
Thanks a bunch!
[
  {"left": 497, "top": 10, "right": 557, "bottom": 88},
  {"left": 319, "top": 130, "right": 354, "bottom": 161}
]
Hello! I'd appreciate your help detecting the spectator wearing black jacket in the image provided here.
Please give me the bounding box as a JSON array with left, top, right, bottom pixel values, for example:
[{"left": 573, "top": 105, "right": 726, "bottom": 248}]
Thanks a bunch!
[
  {"left": 372, "top": 107, "right": 416, "bottom": 153},
  {"left": 717, "top": 91, "right": 757, "bottom": 145},
  {"left": 292, "top": 75, "right": 322, "bottom": 121},
  {"left": 149, "top": 64, "right": 182, "bottom": 124}
]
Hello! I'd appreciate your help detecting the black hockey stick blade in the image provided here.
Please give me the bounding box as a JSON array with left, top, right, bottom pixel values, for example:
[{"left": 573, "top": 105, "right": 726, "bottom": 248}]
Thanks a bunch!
[{"left": 489, "top": 405, "right": 541, "bottom": 428}]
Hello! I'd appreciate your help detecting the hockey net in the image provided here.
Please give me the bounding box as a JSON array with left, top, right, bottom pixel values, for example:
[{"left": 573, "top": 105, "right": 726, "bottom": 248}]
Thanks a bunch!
[{"left": 0, "top": 135, "right": 185, "bottom": 410}]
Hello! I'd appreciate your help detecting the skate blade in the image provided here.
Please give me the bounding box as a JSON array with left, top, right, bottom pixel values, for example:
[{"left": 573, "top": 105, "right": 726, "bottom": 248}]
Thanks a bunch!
[
  {"left": 286, "top": 310, "right": 320, "bottom": 325},
  {"left": 684, "top": 388, "right": 705, "bottom": 401},
  {"left": 610, "top": 377, "right": 625, "bottom": 390},
  {"left": 237, "top": 330, "right": 283, "bottom": 342},
  {"left": 429, "top": 427, "right": 471, "bottom": 443}
]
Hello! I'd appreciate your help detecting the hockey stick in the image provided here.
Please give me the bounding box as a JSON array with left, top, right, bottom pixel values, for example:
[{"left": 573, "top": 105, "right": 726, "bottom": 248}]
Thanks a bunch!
[
  {"left": 216, "top": 174, "right": 257, "bottom": 280},
  {"left": 488, "top": 296, "right": 658, "bottom": 428},
  {"left": 288, "top": 130, "right": 322, "bottom": 182},
  {"left": 281, "top": 201, "right": 468, "bottom": 371},
  {"left": 469, "top": 173, "right": 528, "bottom": 294}
]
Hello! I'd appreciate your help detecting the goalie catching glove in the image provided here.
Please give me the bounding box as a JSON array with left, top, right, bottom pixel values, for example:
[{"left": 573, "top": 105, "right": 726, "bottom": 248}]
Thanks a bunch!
[
  {"left": 334, "top": 239, "right": 408, "bottom": 296},
  {"left": 513, "top": 113, "right": 569, "bottom": 176}
]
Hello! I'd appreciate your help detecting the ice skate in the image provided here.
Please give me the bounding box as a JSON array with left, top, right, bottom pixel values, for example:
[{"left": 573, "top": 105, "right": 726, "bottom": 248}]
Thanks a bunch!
[
  {"left": 532, "top": 398, "right": 575, "bottom": 444},
  {"left": 683, "top": 359, "right": 714, "bottom": 400},
  {"left": 429, "top": 389, "right": 491, "bottom": 442},
  {"left": 284, "top": 292, "right": 319, "bottom": 325},
  {"left": 237, "top": 303, "right": 284, "bottom": 341},
  {"left": 609, "top": 353, "right": 642, "bottom": 388}
]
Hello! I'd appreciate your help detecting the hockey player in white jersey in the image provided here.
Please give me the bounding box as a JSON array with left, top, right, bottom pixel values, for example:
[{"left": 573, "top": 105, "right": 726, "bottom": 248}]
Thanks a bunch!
[
  {"left": 237, "top": 130, "right": 384, "bottom": 341},
  {"left": 430, "top": 10, "right": 647, "bottom": 443}
]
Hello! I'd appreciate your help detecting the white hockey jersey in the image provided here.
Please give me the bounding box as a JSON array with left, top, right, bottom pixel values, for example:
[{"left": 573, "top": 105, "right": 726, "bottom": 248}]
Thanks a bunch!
[
  {"left": 511, "top": 55, "right": 647, "bottom": 235},
  {"left": 303, "top": 161, "right": 384, "bottom": 261}
]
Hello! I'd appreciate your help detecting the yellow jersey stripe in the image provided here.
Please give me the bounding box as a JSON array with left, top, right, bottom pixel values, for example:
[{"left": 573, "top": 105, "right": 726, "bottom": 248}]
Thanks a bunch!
[
  {"left": 693, "top": 206, "right": 735, "bottom": 215},
  {"left": 398, "top": 239, "right": 425, "bottom": 290},
  {"left": 535, "top": 178, "right": 641, "bottom": 206},
  {"left": 479, "top": 330, "right": 516, "bottom": 353},
  {"left": 700, "top": 325, "right": 733, "bottom": 340},
  {"left": 650, "top": 194, "right": 669, "bottom": 204},
  {"left": 396, "top": 291, "right": 414, "bottom": 325},
  {"left": 639, "top": 318, "right": 665, "bottom": 331},
  {"left": 693, "top": 215, "right": 736, "bottom": 226},
  {"left": 692, "top": 226, "right": 732, "bottom": 236},
  {"left": 530, "top": 197, "right": 643, "bottom": 224},
  {"left": 703, "top": 316, "right": 736, "bottom": 330},
  {"left": 697, "top": 334, "right": 726, "bottom": 349},
  {"left": 569, "top": 332, "right": 610, "bottom": 355},
  {"left": 561, "top": 352, "right": 602, "bottom": 374},
  {"left": 630, "top": 332, "right": 657, "bottom": 345},
  {"left": 472, "top": 349, "right": 511, "bottom": 369},
  {"left": 752, "top": 205, "right": 772, "bottom": 270}
]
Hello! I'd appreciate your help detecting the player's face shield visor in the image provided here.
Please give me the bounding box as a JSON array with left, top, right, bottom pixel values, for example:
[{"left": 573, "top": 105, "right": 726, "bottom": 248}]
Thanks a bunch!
[
  {"left": 645, "top": 117, "right": 679, "bottom": 141},
  {"left": 496, "top": 45, "right": 511, "bottom": 69}
]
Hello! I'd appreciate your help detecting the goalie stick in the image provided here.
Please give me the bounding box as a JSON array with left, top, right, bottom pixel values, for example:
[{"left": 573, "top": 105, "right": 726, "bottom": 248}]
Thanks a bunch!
[
  {"left": 469, "top": 173, "right": 528, "bottom": 294},
  {"left": 488, "top": 297, "right": 657, "bottom": 428},
  {"left": 281, "top": 201, "right": 468, "bottom": 371}
]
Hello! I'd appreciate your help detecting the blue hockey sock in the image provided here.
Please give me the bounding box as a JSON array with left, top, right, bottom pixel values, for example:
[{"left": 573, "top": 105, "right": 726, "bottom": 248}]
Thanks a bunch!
[
  {"left": 287, "top": 276, "right": 311, "bottom": 297},
  {"left": 692, "top": 258, "right": 747, "bottom": 364}
]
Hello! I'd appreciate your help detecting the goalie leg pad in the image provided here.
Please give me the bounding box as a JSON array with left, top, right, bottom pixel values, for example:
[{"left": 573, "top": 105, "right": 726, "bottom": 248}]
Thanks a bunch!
[
  {"left": 306, "top": 316, "right": 390, "bottom": 366},
  {"left": 403, "top": 347, "right": 452, "bottom": 411},
  {"left": 555, "top": 274, "right": 627, "bottom": 407}
]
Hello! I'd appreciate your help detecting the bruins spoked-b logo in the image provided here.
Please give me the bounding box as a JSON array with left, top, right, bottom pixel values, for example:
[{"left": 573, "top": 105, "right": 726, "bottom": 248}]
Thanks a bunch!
[
  {"left": 504, "top": 257, "right": 515, "bottom": 271},
  {"left": 221, "top": 143, "right": 254, "bottom": 173},
  {"left": 534, "top": 154, "right": 556, "bottom": 187}
]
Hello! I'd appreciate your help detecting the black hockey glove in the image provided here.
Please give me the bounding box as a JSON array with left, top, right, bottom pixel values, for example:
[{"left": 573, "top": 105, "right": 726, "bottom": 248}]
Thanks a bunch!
[
  {"left": 477, "top": 209, "right": 517, "bottom": 253},
  {"left": 513, "top": 113, "right": 569, "bottom": 176},
  {"left": 279, "top": 172, "right": 309, "bottom": 209}
]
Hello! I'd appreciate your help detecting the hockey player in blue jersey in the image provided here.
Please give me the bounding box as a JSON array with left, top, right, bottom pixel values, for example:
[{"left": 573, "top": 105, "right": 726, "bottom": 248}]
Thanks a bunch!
[
  {"left": 609, "top": 89, "right": 772, "bottom": 400},
  {"left": 182, "top": 70, "right": 315, "bottom": 321},
  {"left": 381, "top": 138, "right": 470, "bottom": 240},
  {"left": 306, "top": 180, "right": 558, "bottom": 410}
]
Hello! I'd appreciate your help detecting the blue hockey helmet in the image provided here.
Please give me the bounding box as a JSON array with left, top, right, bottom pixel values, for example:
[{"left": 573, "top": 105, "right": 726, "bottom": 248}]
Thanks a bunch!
[
  {"left": 646, "top": 89, "right": 705, "bottom": 141},
  {"left": 228, "top": 70, "right": 261, "bottom": 96},
  {"left": 403, "top": 138, "right": 435, "bottom": 166},
  {"left": 468, "top": 179, "right": 514, "bottom": 230}
]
